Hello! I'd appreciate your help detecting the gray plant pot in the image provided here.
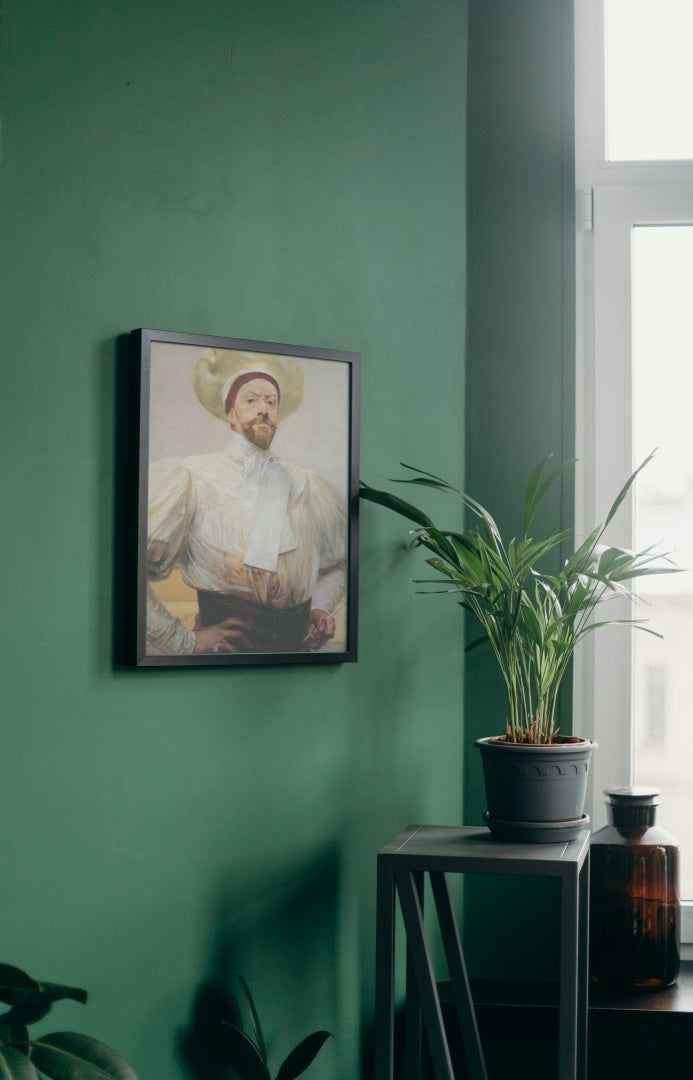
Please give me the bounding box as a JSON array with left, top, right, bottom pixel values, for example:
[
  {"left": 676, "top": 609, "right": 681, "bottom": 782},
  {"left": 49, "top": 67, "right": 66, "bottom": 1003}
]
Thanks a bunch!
[{"left": 475, "top": 736, "right": 597, "bottom": 843}]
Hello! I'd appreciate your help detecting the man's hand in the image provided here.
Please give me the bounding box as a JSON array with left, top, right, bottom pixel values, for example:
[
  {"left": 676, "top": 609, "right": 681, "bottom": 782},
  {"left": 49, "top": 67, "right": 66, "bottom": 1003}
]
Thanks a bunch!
[
  {"left": 193, "top": 617, "right": 250, "bottom": 654},
  {"left": 303, "top": 608, "right": 336, "bottom": 651}
]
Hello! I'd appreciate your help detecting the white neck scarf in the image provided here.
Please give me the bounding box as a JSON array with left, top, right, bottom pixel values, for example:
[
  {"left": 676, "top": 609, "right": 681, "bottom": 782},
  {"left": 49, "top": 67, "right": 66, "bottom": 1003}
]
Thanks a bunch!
[{"left": 226, "top": 433, "right": 297, "bottom": 573}]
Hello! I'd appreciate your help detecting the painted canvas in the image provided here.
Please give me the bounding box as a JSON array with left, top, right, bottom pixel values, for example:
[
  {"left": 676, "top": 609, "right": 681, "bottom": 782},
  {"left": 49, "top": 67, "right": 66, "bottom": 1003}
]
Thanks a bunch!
[{"left": 134, "top": 329, "right": 359, "bottom": 666}]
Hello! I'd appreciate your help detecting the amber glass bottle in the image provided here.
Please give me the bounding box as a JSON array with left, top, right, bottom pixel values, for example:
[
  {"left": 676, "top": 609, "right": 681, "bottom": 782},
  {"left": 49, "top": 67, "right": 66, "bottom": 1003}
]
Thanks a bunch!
[{"left": 589, "top": 787, "right": 680, "bottom": 990}]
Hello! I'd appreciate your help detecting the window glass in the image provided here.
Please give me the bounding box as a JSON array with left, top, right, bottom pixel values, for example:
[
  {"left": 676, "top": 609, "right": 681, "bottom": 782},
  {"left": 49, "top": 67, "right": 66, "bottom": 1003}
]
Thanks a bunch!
[
  {"left": 605, "top": 0, "right": 693, "bottom": 161},
  {"left": 632, "top": 224, "right": 693, "bottom": 896}
]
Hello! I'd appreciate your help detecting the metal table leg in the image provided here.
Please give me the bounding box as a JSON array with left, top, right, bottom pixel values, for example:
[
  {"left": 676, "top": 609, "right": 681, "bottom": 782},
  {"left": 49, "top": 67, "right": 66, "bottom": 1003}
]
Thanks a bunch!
[
  {"left": 577, "top": 852, "right": 590, "bottom": 1080},
  {"left": 429, "top": 872, "right": 488, "bottom": 1080},
  {"left": 405, "top": 871, "right": 424, "bottom": 1080},
  {"left": 374, "top": 855, "right": 396, "bottom": 1080},
  {"left": 394, "top": 868, "right": 455, "bottom": 1080},
  {"left": 559, "top": 868, "right": 580, "bottom": 1079}
]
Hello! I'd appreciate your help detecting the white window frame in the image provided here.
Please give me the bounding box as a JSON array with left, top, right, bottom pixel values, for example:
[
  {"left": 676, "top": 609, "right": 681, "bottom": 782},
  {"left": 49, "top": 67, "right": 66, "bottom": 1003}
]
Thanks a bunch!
[{"left": 574, "top": 0, "right": 693, "bottom": 947}]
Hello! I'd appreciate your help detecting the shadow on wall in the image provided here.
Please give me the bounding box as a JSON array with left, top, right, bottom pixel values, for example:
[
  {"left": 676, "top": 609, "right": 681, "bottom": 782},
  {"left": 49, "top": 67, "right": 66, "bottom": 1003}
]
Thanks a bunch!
[{"left": 178, "top": 846, "right": 340, "bottom": 1080}]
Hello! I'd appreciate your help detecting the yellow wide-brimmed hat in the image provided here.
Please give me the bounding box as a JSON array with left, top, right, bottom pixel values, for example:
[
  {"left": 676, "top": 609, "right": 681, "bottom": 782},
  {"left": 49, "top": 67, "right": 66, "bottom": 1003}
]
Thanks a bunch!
[{"left": 193, "top": 348, "right": 304, "bottom": 423}]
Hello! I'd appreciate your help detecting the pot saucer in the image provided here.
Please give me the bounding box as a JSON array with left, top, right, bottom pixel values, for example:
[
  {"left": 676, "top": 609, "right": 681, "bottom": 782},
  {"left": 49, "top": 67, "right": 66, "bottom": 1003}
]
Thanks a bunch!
[{"left": 482, "top": 810, "right": 590, "bottom": 844}]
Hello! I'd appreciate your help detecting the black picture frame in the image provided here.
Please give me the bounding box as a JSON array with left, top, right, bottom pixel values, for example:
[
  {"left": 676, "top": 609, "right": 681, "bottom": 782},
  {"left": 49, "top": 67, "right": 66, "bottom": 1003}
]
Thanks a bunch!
[{"left": 133, "top": 328, "right": 359, "bottom": 666}]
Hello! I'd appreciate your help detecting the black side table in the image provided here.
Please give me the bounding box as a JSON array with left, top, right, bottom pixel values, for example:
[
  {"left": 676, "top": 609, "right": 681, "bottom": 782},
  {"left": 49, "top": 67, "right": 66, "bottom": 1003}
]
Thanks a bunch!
[{"left": 374, "top": 825, "right": 590, "bottom": 1080}]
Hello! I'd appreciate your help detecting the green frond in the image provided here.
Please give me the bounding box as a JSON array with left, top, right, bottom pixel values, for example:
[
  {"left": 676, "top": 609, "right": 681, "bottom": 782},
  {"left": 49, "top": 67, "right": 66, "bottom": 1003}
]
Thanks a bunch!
[{"left": 361, "top": 451, "right": 676, "bottom": 743}]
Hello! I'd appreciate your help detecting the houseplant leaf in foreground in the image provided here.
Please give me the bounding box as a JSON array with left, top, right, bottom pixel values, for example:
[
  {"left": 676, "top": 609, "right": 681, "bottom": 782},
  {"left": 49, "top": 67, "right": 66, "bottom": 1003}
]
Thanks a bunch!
[
  {"left": 0, "top": 1046, "right": 42, "bottom": 1080},
  {"left": 178, "top": 978, "right": 244, "bottom": 1080},
  {"left": 234, "top": 975, "right": 267, "bottom": 1065},
  {"left": 275, "top": 1031, "right": 332, "bottom": 1080},
  {"left": 214, "top": 978, "right": 331, "bottom": 1080},
  {"left": 219, "top": 1024, "right": 270, "bottom": 1080},
  {"left": 0, "top": 966, "right": 87, "bottom": 1027},
  {"left": 29, "top": 1034, "right": 137, "bottom": 1080},
  {"left": 0, "top": 966, "right": 138, "bottom": 1080}
]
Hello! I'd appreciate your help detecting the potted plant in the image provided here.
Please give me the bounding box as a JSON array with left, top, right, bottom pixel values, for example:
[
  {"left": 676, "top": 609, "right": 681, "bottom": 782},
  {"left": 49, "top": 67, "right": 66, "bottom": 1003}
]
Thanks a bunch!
[
  {"left": 361, "top": 452, "right": 678, "bottom": 841},
  {"left": 0, "top": 963, "right": 137, "bottom": 1080}
]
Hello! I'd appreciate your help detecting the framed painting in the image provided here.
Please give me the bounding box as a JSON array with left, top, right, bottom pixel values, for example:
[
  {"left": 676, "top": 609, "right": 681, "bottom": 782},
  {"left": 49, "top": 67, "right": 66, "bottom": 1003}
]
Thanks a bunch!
[{"left": 133, "top": 328, "right": 359, "bottom": 666}]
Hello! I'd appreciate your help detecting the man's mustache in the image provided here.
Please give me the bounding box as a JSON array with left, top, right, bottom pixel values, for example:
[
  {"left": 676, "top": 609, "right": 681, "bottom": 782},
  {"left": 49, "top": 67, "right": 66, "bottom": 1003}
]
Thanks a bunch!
[{"left": 243, "top": 416, "right": 277, "bottom": 448}]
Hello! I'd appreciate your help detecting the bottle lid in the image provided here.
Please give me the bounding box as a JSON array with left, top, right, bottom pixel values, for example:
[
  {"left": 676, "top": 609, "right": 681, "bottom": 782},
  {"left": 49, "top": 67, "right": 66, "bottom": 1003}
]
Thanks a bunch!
[{"left": 603, "top": 786, "right": 660, "bottom": 805}]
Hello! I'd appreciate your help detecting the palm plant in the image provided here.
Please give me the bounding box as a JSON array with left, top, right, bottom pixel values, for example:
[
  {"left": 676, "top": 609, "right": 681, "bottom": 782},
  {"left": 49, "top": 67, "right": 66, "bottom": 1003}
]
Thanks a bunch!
[{"left": 361, "top": 451, "right": 678, "bottom": 744}]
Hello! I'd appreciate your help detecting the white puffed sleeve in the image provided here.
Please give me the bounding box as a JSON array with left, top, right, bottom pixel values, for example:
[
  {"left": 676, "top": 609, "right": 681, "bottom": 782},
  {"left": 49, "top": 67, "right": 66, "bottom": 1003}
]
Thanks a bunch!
[
  {"left": 305, "top": 472, "right": 348, "bottom": 614},
  {"left": 146, "top": 460, "right": 196, "bottom": 654}
]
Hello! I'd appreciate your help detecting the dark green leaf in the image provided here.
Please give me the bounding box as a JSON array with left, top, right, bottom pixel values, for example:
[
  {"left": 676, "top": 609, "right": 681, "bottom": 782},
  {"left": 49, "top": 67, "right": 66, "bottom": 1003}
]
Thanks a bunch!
[
  {"left": 517, "top": 601, "right": 544, "bottom": 646},
  {"left": 448, "top": 536, "right": 485, "bottom": 580},
  {"left": 414, "top": 532, "right": 458, "bottom": 568},
  {"left": 411, "top": 579, "right": 464, "bottom": 589},
  {"left": 0, "top": 968, "right": 87, "bottom": 1027},
  {"left": 0, "top": 1023, "right": 29, "bottom": 1048},
  {"left": 521, "top": 456, "right": 552, "bottom": 533},
  {"left": 514, "top": 530, "right": 573, "bottom": 573},
  {"left": 0, "top": 968, "right": 39, "bottom": 994},
  {"left": 459, "top": 494, "right": 503, "bottom": 548},
  {"left": 612, "top": 564, "right": 681, "bottom": 582},
  {"left": 359, "top": 484, "right": 434, "bottom": 528},
  {"left": 235, "top": 976, "right": 266, "bottom": 1065},
  {"left": 177, "top": 978, "right": 244, "bottom": 1080},
  {"left": 29, "top": 1034, "right": 136, "bottom": 1080},
  {"left": 522, "top": 456, "right": 574, "bottom": 535},
  {"left": 425, "top": 528, "right": 462, "bottom": 567},
  {"left": 425, "top": 557, "right": 458, "bottom": 580},
  {"left": 218, "top": 1026, "right": 270, "bottom": 1080},
  {"left": 275, "top": 1032, "right": 332, "bottom": 1080},
  {"left": 603, "top": 451, "right": 656, "bottom": 530},
  {"left": 398, "top": 463, "right": 460, "bottom": 491},
  {"left": 0, "top": 1047, "right": 42, "bottom": 1080},
  {"left": 520, "top": 457, "right": 569, "bottom": 537},
  {"left": 561, "top": 524, "right": 603, "bottom": 577},
  {"left": 463, "top": 635, "right": 489, "bottom": 654},
  {"left": 394, "top": 476, "right": 456, "bottom": 493}
]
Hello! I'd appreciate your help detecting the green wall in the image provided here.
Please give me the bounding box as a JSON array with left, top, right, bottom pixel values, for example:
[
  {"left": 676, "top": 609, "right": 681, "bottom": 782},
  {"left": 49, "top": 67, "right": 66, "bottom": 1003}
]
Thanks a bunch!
[
  {"left": 463, "top": 0, "right": 576, "bottom": 978},
  {"left": 0, "top": 3, "right": 466, "bottom": 1079},
  {"left": 0, "top": 0, "right": 578, "bottom": 1066}
]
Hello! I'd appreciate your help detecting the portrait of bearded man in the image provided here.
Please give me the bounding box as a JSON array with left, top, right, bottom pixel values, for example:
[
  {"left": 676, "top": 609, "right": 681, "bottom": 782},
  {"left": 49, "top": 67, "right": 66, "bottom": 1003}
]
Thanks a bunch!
[{"left": 142, "top": 341, "right": 352, "bottom": 660}]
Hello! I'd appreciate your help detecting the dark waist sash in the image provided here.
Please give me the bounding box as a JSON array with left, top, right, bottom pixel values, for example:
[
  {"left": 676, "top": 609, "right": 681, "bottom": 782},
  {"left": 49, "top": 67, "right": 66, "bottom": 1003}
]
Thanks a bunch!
[{"left": 196, "top": 590, "right": 311, "bottom": 652}]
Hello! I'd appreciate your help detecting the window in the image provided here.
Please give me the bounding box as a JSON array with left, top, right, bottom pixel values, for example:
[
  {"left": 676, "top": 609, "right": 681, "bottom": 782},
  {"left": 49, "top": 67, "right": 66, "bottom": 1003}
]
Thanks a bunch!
[
  {"left": 604, "top": 0, "right": 693, "bottom": 162},
  {"left": 575, "top": 0, "right": 693, "bottom": 944},
  {"left": 641, "top": 663, "right": 667, "bottom": 744}
]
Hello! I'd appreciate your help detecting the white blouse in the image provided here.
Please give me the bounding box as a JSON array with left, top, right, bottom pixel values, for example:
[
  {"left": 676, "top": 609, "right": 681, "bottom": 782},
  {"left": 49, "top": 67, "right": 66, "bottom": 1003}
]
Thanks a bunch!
[{"left": 147, "top": 431, "right": 347, "bottom": 653}]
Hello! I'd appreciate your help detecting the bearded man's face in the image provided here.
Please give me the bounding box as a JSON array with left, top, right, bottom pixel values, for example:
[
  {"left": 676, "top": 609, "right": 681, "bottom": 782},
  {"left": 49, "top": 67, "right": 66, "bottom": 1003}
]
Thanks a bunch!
[{"left": 227, "top": 378, "right": 279, "bottom": 449}]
